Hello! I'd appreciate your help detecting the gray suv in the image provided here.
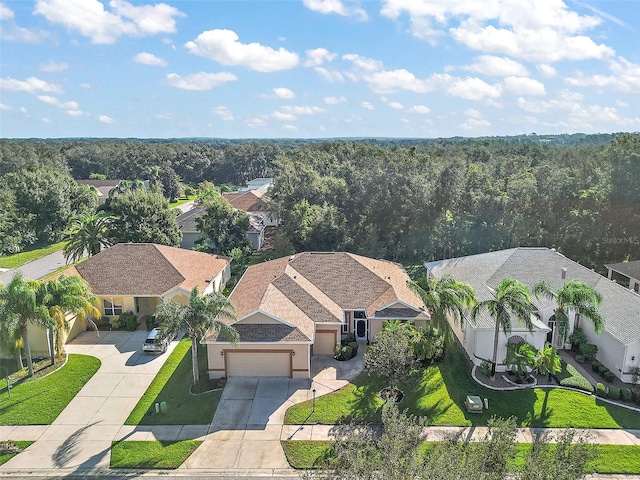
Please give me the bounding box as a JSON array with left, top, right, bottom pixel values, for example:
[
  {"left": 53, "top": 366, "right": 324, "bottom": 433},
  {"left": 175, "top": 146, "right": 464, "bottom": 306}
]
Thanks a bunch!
[{"left": 143, "top": 328, "right": 169, "bottom": 353}]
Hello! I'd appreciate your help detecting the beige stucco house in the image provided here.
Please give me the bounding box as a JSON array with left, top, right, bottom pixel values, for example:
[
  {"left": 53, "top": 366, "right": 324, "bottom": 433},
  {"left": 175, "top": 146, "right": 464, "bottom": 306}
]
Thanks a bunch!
[{"left": 204, "top": 252, "right": 429, "bottom": 379}]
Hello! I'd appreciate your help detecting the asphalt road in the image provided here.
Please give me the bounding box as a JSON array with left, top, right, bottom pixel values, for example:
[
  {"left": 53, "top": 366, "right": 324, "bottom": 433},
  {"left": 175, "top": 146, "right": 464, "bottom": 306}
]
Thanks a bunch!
[{"left": 0, "top": 250, "right": 68, "bottom": 284}]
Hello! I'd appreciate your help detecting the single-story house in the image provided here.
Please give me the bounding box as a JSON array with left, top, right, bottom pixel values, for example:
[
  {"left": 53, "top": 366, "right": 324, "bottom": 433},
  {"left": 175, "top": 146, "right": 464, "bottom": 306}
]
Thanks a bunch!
[
  {"left": 427, "top": 247, "right": 640, "bottom": 383},
  {"left": 76, "top": 179, "right": 120, "bottom": 205},
  {"left": 222, "top": 190, "right": 278, "bottom": 227},
  {"left": 605, "top": 260, "right": 640, "bottom": 294},
  {"left": 59, "top": 243, "right": 231, "bottom": 321},
  {"left": 204, "top": 251, "right": 429, "bottom": 379},
  {"left": 176, "top": 204, "right": 266, "bottom": 250}
]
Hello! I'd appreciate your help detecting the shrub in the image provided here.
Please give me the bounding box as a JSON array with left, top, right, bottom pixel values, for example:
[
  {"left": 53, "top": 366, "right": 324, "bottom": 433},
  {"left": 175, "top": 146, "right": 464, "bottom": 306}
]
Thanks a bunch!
[
  {"left": 557, "top": 364, "right": 594, "bottom": 393},
  {"left": 603, "top": 370, "right": 616, "bottom": 383},
  {"left": 608, "top": 386, "right": 620, "bottom": 400},
  {"left": 479, "top": 359, "right": 492, "bottom": 377},
  {"left": 93, "top": 316, "right": 111, "bottom": 330},
  {"left": 621, "top": 388, "right": 633, "bottom": 403},
  {"left": 591, "top": 361, "right": 602, "bottom": 372},
  {"left": 335, "top": 345, "right": 355, "bottom": 361},
  {"left": 568, "top": 327, "right": 587, "bottom": 351},
  {"left": 575, "top": 354, "right": 585, "bottom": 363},
  {"left": 342, "top": 333, "right": 356, "bottom": 344},
  {"left": 596, "top": 383, "right": 607, "bottom": 397},
  {"left": 143, "top": 315, "right": 157, "bottom": 331},
  {"left": 597, "top": 365, "right": 609, "bottom": 375},
  {"left": 348, "top": 342, "right": 358, "bottom": 356},
  {"left": 579, "top": 343, "right": 598, "bottom": 361},
  {"left": 116, "top": 311, "right": 138, "bottom": 331}
]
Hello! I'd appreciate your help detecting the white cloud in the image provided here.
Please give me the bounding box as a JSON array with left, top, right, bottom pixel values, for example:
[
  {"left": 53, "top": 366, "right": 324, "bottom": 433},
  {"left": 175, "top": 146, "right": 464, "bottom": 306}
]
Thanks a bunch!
[
  {"left": 361, "top": 101, "right": 374, "bottom": 110},
  {"left": 1, "top": 25, "right": 51, "bottom": 43},
  {"left": 364, "top": 69, "right": 434, "bottom": 94},
  {"left": 134, "top": 52, "right": 167, "bottom": 66},
  {"left": 324, "top": 96, "right": 347, "bottom": 104},
  {"left": 280, "top": 105, "right": 326, "bottom": 115},
  {"left": 166, "top": 72, "right": 236, "bottom": 91},
  {"left": 67, "top": 109, "right": 83, "bottom": 116},
  {"left": 503, "top": 76, "right": 545, "bottom": 95},
  {"left": 315, "top": 67, "right": 344, "bottom": 82},
  {"left": 272, "top": 111, "right": 296, "bottom": 121},
  {"left": 80, "top": 83, "right": 91, "bottom": 89},
  {"left": 99, "top": 114, "right": 114, "bottom": 123},
  {"left": 464, "top": 108, "right": 482, "bottom": 119},
  {"left": 303, "top": 0, "right": 367, "bottom": 21},
  {"left": 0, "top": 76, "right": 62, "bottom": 93},
  {"left": 460, "top": 117, "right": 491, "bottom": 129},
  {"left": 343, "top": 53, "right": 383, "bottom": 72},
  {"left": 272, "top": 87, "right": 295, "bottom": 99},
  {"left": 0, "top": 2, "right": 14, "bottom": 19},
  {"left": 0, "top": 103, "right": 12, "bottom": 110},
  {"left": 185, "top": 29, "right": 299, "bottom": 72},
  {"left": 454, "top": 55, "right": 529, "bottom": 76},
  {"left": 20, "top": 106, "right": 28, "bottom": 114},
  {"left": 37, "top": 95, "right": 79, "bottom": 110},
  {"left": 388, "top": 101, "right": 404, "bottom": 110},
  {"left": 42, "top": 117, "right": 51, "bottom": 123},
  {"left": 34, "top": 0, "right": 185, "bottom": 44},
  {"left": 381, "top": 0, "right": 614, "bottom": 63},
  {"left": 537, "top": 64, "right": 557, "bottom": 78},
  {"left": 407, "top": 105, "right": 430, "bottom": 114},
  {"left": 40, "top": 61, "right": 68, "bottom": 72},
  {"left": 213, "top": 106, "right": 234, "bottom": 121},
  {"left": 304, "top": 48, "right": 337, "bottom": 67},
  {"left": 282, "top": 124, "right": 297, "bottom": 131},
  {"left": 565, "top": 57, "right": 640, "bottom": 94},
  {"left": 246, "top": 116, "right": 268, "bottom": 128}
]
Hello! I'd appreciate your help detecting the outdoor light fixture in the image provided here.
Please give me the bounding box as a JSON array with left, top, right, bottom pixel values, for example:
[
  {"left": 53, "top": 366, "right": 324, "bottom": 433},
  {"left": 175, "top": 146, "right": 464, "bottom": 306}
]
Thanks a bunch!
[
  {"left": 292, "top": 351, "right": 295, "bottom": 356},
  {"left": 220, "top": 351, "right": 224, "bottom": 356}
]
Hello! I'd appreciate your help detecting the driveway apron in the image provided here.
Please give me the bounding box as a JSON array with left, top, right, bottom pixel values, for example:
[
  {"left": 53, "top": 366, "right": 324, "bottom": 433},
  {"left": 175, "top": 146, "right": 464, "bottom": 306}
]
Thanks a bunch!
[{"left": 2, "top": 330, "right": 177, "bottom": 470}]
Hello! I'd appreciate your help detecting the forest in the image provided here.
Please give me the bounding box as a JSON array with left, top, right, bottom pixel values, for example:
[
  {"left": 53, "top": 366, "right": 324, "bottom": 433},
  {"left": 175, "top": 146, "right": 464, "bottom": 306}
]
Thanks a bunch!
[{"left": 0, "top": 133, "right": 638, "bottom": 272}]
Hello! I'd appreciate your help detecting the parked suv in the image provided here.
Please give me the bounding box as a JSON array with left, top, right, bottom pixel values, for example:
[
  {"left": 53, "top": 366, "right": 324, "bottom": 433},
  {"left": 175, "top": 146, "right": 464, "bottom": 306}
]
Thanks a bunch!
[{"left": 143, "top": 328, "right": 169, "bottom": 353}]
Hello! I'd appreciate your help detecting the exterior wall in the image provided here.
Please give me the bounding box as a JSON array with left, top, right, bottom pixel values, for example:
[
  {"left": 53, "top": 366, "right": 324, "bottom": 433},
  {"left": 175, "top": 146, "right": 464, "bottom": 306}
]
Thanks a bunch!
[
  {"left": 470, "top": 327, "right": 547, "bottom": 371},
  {"left": 136, "top": 297, "right": 161, "bottom": 317},
  {"left": 237, "top": 312, "right": 282, "bottom": 324},
  {"left": 207, "top": 342, "right": 309, "bottom": 378},
  {"left": 247, "top": 231, "right": 263, "bottom": 250},
  {"left": 179, "top": 232, "right": 201, "bottom": 250},
  {"left": 99, "top": 295, "right": 136, "bottom": 320},
  {"left": 624, "top": 341, "right": 640, "bottom": 383},
  {"left": 580, "top": 319, "right": 628, "bottom": 382},
  {"left": 25, "top": 323, "right": 49, "bottom": 357}
]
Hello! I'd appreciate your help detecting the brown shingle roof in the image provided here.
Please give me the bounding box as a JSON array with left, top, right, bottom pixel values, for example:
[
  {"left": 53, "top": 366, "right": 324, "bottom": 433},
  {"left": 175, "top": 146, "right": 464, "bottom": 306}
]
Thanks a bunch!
[
  {"left": 63, "top": 243, "right": 230, "bottom": 296},
  {"left": 222, "top": 190, "right": 264, "bottom": 212},
  {"left": 209, "top": 324, "right": 310, "bottom": 342}
]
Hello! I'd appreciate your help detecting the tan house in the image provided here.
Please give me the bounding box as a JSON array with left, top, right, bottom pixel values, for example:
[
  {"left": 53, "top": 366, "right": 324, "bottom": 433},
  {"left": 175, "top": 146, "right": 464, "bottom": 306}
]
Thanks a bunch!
[
  {"left": 60, "top": 243, "right": 232, "bottom": 321},
  {"left": 204, "top": 252, "right": 429, "bottom": 379}
]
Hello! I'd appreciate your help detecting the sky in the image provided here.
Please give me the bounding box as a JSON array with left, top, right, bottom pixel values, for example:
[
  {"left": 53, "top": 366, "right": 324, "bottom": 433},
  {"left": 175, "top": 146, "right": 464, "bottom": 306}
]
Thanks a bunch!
[{"left": 1, "top": 0, "right": 639, "bottom": 139}]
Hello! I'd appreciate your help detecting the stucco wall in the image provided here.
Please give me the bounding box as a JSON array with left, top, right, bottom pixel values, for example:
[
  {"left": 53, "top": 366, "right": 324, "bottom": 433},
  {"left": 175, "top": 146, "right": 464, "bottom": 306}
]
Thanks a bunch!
[
  {"left": 580, "top": 319, "right": 628, "bottom": 382},
  {"left": 471, "top": 327, "right": 547, "bottom": 371},
  {"left": 237, "top": 312, "right": 282, "bottom": 324},
  {"left": 207, "top": 342, "right": 309, "bottom": 378}
]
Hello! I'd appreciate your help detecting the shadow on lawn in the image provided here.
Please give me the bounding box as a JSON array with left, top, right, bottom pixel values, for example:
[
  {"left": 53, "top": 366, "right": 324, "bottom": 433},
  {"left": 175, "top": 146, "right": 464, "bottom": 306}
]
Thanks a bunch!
[{"left": 344, "top": 373, "right": 384, "bottom": 423}]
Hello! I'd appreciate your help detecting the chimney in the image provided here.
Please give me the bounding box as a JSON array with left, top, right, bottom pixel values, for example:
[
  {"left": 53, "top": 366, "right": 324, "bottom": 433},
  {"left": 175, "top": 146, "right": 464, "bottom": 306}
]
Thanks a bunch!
[{"left": 561, "top": 267, "right": 567, "bottom": 280}]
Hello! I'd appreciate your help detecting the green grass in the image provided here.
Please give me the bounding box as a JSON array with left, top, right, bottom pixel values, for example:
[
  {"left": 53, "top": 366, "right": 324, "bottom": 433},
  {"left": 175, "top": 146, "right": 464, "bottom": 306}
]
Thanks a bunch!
[
  {"left": 0, "top": 441, "right": 34, "bottom": 466},
  {"left": 110, "top": 440, "right": 201, "bottom": 469},
  {"left": 282, "top": 440, "right": 640, "bottom": 474},
  {"left": 169, "top": 195, "right": 195, "bottom": 208},
  {"left": 0, "top": 242, "right": 65, "bottom": 269},
  {"left": 0, "top": 354, "right": 100, "bottom": 425},
  {"left": 554, "top": 362, "right": 594, "bottom": 393},
  {"left": 284, "top": 346, "right": 640, "bottom": 429},
  {"left": 125, "top": 339, "right": 221, "bottom": 425}
]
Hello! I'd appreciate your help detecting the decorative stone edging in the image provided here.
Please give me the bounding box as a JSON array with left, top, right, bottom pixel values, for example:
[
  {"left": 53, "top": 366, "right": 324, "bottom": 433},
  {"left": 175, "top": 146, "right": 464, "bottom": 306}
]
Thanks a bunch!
[{"left": 501, "top": 373, "right": 538, "bottom": 388}]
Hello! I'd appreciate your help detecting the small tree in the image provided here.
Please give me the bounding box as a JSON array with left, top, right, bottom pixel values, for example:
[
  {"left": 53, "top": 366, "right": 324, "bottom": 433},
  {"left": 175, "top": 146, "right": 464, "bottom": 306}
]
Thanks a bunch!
[
  {"left": 363, "top": 326, "right": 417, "bottom": 391},
  {"left": 536, "top": 342, "right": 562, "bottom": 380}
]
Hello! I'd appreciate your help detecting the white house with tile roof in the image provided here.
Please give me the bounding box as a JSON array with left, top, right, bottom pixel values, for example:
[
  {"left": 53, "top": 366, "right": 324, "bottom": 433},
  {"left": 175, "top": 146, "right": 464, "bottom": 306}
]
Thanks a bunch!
[
  {"left": 204, "top": 252, "right": 429, "bottom": 379},
  {"left": 427, "top": 247, "right": 640, "bottom": 383}
]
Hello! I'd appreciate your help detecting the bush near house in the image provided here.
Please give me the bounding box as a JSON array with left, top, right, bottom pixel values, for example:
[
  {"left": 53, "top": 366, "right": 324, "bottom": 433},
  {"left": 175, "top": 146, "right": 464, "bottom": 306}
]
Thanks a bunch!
[
  {"left": 596, "top": 383, "right": 607, "bottom": 397},
  {"left": 592, "top": 361, "right": 602, "bottom": 372},
  {"left": 608, "top": 387, "right": 621, "bottom": 401},
  {"left": 568, "top": 327, "right": 587, "bottom": 352},
  {"left": 621, "top": 388, "right": 633, "bottom": 403},
  {"left": 603, "top": 371, "right": 616, "bottom": 383},
  {"left": 579, "top": 343, "right": 598, "bottom": 361},
  {"left": 110, "top": 311, "right": 138, "bottom": 331}
]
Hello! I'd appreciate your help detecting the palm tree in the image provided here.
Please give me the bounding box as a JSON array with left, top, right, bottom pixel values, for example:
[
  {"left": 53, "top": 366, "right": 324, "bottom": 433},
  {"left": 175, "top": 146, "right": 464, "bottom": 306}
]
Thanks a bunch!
[
  {"left": 409, "top": 275, "right": 476, "bottom": 340},
  {"left": 37, "top": 275, "right": 101, "bottom": 365},
  {"left": 0, "top": 272, "right": 52, "bottom": 377},
  {"left": 471, "top": 278, "right": 534, "bottom": 380},
  {"left": 532, "top": 280, "right": 604, "bottom": 343},
  {"left": 63, "top": 212, "right": 115, "bottom": 263},
  {"left": 537, "top": 342, "right": 562, "bottom": 380},
  {"left": 154, "top": 287, "right": 239, "bottom": 384}
]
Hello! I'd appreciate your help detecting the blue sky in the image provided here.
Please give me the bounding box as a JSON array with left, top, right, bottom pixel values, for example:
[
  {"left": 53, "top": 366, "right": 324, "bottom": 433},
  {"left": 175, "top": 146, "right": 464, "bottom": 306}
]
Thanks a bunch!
[{"left": 1, "top": 0, "right": 639, "bottom": 138}]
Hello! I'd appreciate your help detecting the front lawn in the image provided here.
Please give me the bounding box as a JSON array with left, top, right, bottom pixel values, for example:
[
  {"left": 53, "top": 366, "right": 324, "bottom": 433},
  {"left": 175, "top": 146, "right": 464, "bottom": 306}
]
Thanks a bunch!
[
  {"left": 111, "top": 440, "right": 201, "bottom": 469},
  {"left": 0, "top": 354, "right": 100, "bottom": 425},
  {"left": 0, "top": 242, "right": 65, "bottom": 269},
  {"left": 0, "top": 441, "right": 34, "bottom": 466},
  {"left": 281, "top": 441, "right": 640, "bottom": 475},
  {"left": 285, "top": 346, "right": 640, "bottom": 429},
  {"left": 125, "top": 339, "right": 221, "bottom": 425}
]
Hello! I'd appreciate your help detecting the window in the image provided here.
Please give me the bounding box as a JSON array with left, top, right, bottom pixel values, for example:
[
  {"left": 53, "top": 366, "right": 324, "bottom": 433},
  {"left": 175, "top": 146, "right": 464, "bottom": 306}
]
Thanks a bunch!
[
  {"left": 342, "top": 323, "right": 348, "bottom": 333},
  {"left": 634, "top": 282, "right": 639, "bottom": 293},
  {"left": 103, "top": 298, "right": 123, "bottom": 316},
  {"left": 353, "top": 311, "right": 366, "bottom": 319}
]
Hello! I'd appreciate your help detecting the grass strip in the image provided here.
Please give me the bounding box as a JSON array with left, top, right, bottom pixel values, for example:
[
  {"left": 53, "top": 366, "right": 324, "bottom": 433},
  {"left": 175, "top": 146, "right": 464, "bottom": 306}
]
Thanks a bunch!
[
  {"left": 125, "top": 338, "right": 221, "bottom": 425},
  {"left": 0, "top": 354, "right": 100, "bottom": 425},
  {"left": 284, "top": 346, "right": 640, "bottom": 429},
  {"left": 0, "top": 242, "right": 65, "bottom": 269},
  {"left": 282, "top": 440, "right": 640, "bottom": 474},
  {"left": 0, "top": 441, "right": 34, "bottom": 466},
  {"left": 110, "top": 440, "right": 201, "bottom": 469}
]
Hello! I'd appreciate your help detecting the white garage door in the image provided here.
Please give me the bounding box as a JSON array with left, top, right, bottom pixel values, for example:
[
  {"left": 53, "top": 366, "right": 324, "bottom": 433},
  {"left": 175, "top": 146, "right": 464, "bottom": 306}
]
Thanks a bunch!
[
  {"left": 226, "top": 351, "right": 291, "bottom": 377},
  {"left": 314, "top": 331, "right": 337, "bottom": 355}
]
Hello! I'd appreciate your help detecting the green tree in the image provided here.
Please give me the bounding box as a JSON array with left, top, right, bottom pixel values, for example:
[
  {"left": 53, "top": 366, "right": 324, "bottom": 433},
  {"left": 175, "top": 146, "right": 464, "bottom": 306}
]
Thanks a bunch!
[
  {"left": 532, "top": 280, "right": 604, "bottom": 342},
  {"left": 36, "top": 275, "right": 100, "bottom": 365},
  {"left": 363, "top": 326, "right": 417, "bottom": 390},
  {"left": 195, "top": 195, "right": 251, "bottom": 255},
  {"left": 505, "top": 342, "right": 537, "bottom": 379},
  {"left": 154, "top": 287, "right": 239, "bottom": 384},
  {"left": 471, "top": 278, "right": 534, "bottom": 380},
  {"left": 409, "top": 274, "right": 476, "bottom": 339},
  {"left": 63, "top": 212, "right": 115, "bottom": 263},
  {"left": 0, "top": 272, "right": 52, "bottom": 377},
  {"left": 109, "top": 190, "right": 181, "bottom": 246},
  {"left": 536, "top": 342, "right": 562, "bottom": 380}
]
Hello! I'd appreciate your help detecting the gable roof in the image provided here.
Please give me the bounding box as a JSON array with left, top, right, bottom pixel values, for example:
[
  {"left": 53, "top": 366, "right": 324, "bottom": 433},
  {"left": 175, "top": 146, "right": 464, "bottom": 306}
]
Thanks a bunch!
[
  {"left": 176, "top": 205, "right": 205, "bottom": 233},
  {"left": 61, "top": 243, "right": 230, "bottom": 296},
  {"left": 605, "top": 260, "right": 640, "bottom": 281},
  {"left": 427, "top": 247, "right": 640, "bottom": 346},
  {"left": 222, "top": 190, "right": 264, "bottom": 212},
  {"left": 205, "top": 252, "right": 428, "bottom": 342},
  {"left": 76, "top": 179, "right": 120, "bottom": 199}
]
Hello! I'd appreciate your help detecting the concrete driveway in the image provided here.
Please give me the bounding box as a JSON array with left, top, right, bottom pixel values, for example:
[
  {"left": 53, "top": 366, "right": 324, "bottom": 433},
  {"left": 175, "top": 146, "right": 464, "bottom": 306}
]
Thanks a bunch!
[{"left": 2, "top": 329, "right": 179, "bottom": 470}]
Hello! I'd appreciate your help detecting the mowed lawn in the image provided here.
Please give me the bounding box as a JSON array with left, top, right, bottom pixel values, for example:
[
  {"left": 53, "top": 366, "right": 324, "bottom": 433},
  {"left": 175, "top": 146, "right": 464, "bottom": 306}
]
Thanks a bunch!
[
  {"left": 125, "top": 338, "right": 221, "bottom": 426},
  {"left": 0, "top": 354, "right": 101, "bottom": 425},
  {"left": 111, "top": 440, "right": 201, "bottom": 469},
  {"left": 285, "top": 346, "right": 640, "bottom": 429}
]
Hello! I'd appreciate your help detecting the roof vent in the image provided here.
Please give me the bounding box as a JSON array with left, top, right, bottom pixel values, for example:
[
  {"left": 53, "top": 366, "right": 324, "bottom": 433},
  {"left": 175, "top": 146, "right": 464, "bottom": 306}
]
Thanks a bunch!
[
  {"left": 561, "top": 267, "right": 567, "bottom": 279},
  {"left": 289, "top": 255, "right": 295, "bottom": 262}
]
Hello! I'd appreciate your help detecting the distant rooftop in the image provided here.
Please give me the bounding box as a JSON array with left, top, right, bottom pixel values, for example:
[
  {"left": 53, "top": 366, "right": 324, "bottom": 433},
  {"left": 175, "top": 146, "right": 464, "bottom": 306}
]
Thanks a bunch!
[{"left": 605, "top": 260, "right": 640, "bottom": 281}]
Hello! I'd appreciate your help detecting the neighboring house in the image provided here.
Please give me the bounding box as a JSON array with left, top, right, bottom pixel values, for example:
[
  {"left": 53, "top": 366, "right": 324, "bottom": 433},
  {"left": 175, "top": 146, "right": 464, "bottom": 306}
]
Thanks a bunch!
[
  {"left": 76, "top": 179, "right": 121, "bottom": 205},
  {"left": 204, "top": 251, "right": 429, "bottom": 379},
  {"left": 605, "top": 260, "right": 640, "bottom": 294},
  {"left": 238, "top": 177, "right": 273, "bottom": 194},
  {"left": 427, "top": 247, "right": 640, "bottom": 383},
  {"left": 175, "top": 204, "right": 267, "bottom": 250},
  {"left": 59, "top": 243, "right": 231, "bottom": 321},
  {"left": 222, "top": 190, "right": 279, "bottom": 227}
]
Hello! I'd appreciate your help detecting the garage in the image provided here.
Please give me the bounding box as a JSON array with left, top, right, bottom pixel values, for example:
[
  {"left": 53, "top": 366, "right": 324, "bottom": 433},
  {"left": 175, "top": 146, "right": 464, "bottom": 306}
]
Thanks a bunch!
[
  {"left": 225, "top": 350, "right": 292, "bottom": 377},
  {"left": 313, "top": 330, "right": 337, "bottom": 355}
]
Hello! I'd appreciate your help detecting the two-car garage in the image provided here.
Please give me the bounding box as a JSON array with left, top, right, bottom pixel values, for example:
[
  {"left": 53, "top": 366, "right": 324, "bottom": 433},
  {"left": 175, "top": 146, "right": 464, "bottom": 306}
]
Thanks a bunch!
[{"left": 224, "top": 350, "right": 292, "bottom": 377}]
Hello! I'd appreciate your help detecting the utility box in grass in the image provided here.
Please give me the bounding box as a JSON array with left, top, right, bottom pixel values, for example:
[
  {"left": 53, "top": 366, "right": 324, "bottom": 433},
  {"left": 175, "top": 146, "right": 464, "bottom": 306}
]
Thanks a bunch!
[{"left": 465, "top": 395, "right": 483, "bottom": 413}]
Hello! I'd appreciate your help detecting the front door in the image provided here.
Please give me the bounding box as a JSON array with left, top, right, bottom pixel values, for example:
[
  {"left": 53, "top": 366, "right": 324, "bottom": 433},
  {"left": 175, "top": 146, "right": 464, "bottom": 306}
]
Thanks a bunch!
[{"left": 356, "top": 319, "right": 367, "bottom": 340}]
